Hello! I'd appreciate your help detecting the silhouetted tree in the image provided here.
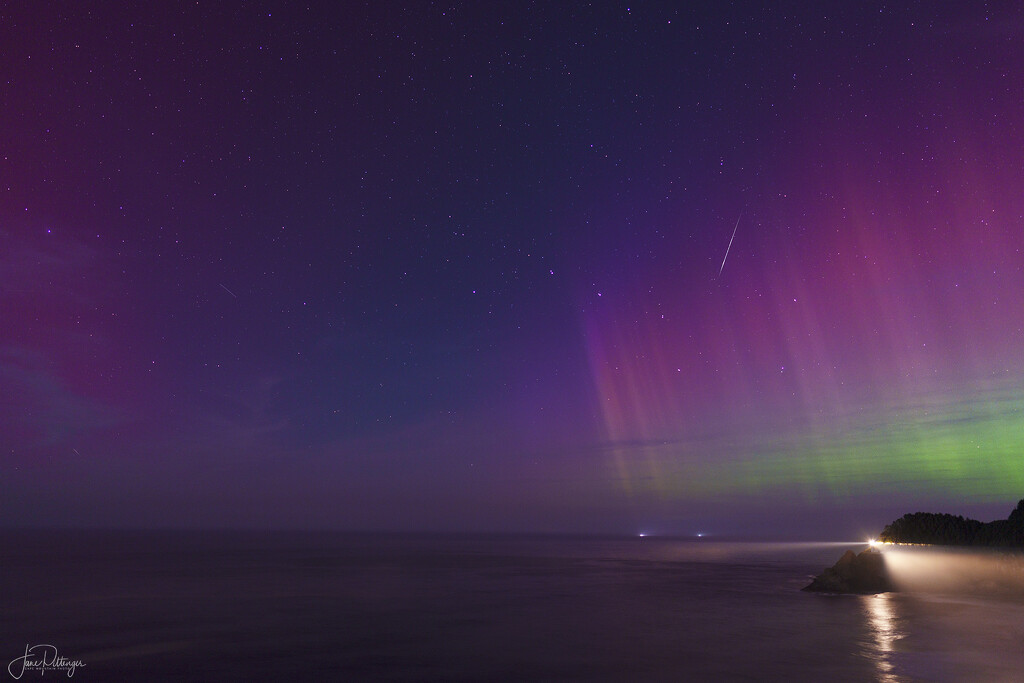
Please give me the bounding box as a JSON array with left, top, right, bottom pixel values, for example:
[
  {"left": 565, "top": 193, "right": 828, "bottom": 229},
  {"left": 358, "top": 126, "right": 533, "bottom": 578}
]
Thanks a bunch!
[{"left": 878, "top": 499, "right": 1024, "bottom": 547}]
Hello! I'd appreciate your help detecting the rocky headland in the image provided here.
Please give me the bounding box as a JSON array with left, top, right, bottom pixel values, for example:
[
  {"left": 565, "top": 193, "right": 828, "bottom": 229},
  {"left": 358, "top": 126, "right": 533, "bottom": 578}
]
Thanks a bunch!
[
  {"left": 802, "top": 548, "right": 892, "bottom": 594},
  {"left": 804, "top": 499, "right": 1024, "bottom": 594}
]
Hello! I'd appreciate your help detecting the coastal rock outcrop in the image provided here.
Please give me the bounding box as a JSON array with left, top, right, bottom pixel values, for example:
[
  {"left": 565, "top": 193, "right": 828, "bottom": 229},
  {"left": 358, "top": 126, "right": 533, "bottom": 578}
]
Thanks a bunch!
[{"left": 802, "top": 548, "right": 892, "bottom": 594}]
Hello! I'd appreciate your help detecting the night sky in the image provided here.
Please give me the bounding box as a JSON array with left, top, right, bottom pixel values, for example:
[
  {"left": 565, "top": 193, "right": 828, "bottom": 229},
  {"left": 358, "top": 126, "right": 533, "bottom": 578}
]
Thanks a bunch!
[{"left": 3, "top": 2, "right": 1023, "bottom": 537}]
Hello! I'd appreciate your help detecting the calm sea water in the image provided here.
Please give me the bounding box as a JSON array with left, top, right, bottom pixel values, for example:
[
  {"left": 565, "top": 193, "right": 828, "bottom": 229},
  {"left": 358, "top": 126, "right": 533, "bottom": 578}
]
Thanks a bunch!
[{"left": 3, "top": 531, "right": 1024, "bottom": 681}]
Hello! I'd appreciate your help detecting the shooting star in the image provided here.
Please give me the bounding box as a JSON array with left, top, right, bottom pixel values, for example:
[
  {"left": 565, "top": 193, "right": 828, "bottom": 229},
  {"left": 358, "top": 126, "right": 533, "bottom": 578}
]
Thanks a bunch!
[
  {"left": 219, "top": 283, "right": 238, "bottom": 298},
  {"left": 717, "top": 213, "right": 741, "bottom": 278}
]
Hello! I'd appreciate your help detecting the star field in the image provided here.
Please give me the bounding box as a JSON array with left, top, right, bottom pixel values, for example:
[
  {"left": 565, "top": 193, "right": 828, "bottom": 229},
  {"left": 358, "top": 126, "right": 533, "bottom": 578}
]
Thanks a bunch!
[{"left": 3, "top": 2, "right": 1023, "bottom": 537}]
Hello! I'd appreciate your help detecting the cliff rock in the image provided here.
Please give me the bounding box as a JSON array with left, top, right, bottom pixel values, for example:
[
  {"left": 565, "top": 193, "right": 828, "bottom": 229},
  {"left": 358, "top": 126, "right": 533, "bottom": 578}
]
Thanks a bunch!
[{"left": 802, "top": 548, "right": 893, "bottom": 594}]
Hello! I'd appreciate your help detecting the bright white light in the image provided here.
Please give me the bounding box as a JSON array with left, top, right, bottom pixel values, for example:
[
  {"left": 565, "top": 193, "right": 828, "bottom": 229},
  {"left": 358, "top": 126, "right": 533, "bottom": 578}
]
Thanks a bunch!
[{"left": 869, "top": 538, "right": 879, "bottom": 547}]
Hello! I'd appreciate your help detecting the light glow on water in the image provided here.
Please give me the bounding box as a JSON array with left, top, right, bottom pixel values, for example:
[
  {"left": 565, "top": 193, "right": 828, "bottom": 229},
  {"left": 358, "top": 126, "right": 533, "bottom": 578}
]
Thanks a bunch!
[
  {"left": 861, "top": 544, "right": 1024, "bottom": 680},
  {"left": 876, "top": 545, "right": 1024, "bottom": 596},
  {"left": 863, "top": 593, "right": 901, "bottom": 683}
]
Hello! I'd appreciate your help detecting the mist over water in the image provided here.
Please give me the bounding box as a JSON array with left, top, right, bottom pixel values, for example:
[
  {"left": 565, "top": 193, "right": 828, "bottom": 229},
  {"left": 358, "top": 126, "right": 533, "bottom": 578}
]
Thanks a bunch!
[
  {"left": 881, "top": 545, "right": 1024, "bottom": 597},
  {"left": 861, "top": 545, "right": 1024, "bottom": 682}
]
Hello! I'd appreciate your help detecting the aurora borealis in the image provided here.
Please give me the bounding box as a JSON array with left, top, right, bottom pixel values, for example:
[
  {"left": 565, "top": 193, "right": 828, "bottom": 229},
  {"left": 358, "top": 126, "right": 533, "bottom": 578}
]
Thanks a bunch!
[{"left": 3, "top": 2, "right": 1023, "bottom": 537}]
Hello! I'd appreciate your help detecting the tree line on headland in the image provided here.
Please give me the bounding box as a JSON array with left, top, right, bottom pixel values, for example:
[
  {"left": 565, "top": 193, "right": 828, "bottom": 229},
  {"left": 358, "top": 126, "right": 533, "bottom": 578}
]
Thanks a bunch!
[
  {"left": 805, "top": 499, "right": 1024, "bottom": 594},
  {"left": 878, "top": 499, "right": 1024, "bottom": 547}
]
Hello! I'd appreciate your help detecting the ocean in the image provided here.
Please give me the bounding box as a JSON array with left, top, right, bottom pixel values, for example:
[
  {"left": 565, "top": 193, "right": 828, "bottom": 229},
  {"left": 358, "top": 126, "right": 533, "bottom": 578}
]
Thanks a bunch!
[{"left": 3, "top": 530, "right": 1024, "bottom": 681}]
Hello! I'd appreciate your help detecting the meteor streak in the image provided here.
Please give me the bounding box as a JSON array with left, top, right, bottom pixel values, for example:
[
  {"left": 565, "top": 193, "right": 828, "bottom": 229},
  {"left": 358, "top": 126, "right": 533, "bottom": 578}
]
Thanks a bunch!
[{"left": 718, "top": 214, "right": 741, "bottom": 278}]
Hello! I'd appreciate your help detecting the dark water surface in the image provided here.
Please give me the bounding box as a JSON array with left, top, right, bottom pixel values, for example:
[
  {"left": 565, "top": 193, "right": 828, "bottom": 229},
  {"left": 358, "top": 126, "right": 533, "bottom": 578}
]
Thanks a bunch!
[{"left": 3, "top": 531, "right": 1024, "bottom": 681}]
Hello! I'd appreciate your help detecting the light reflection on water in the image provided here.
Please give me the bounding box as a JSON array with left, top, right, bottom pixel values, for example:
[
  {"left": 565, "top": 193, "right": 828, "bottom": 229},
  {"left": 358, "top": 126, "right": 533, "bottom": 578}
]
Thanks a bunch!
[
  {"left": 857, "top": 591, "right": 1024, "bottom": 683},
  {"left": 863, "top": 546, "right": 1024, "bottom": 682},
  {"left": 863, "top": 593, "right": 901, "bottom": 683}
]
